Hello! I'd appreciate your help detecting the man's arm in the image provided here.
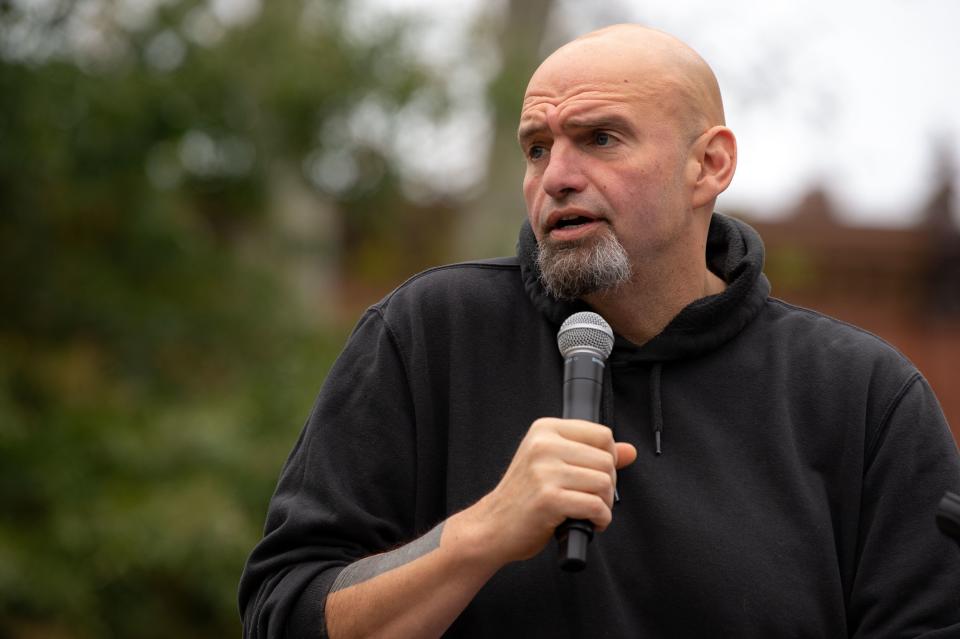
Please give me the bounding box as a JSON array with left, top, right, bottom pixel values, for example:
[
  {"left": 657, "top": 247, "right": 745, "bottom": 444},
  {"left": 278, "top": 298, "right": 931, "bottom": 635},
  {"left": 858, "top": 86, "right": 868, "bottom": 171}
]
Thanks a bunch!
[
  {"left": 848, "top": 375, "right": 960, "bottom": 637},
  {"left": 324, "top": 417, "right": 638, "bottom": 639}
]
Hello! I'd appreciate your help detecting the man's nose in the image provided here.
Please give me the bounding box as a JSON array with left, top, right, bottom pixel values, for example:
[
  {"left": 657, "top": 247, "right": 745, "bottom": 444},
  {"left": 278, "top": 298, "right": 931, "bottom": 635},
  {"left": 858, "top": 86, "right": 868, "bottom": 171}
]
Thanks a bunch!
[{"left": 540, "top": 141, "right": 587, "bottom": 199}]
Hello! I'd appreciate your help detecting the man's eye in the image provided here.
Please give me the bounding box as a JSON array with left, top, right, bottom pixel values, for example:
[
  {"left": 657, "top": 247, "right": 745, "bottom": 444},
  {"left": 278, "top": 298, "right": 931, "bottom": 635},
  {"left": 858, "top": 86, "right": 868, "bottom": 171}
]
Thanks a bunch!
[
  {"left": 594, "top": 132, "right": 612, "bottom": 146},
  {"left": 528, "top": 145, "right": 546, "bottom": 160}
]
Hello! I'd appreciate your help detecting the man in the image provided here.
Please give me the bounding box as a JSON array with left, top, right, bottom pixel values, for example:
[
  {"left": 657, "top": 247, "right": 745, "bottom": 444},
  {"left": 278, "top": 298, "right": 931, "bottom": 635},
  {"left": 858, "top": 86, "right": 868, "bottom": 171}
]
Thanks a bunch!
[{"left": 240, "top": 25, "right": 960, "bottom": 637}]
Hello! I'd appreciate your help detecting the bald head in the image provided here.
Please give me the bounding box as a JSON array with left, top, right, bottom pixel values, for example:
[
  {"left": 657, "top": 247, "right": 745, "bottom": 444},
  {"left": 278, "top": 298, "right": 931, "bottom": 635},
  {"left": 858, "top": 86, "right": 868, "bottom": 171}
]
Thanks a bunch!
[
  {"left": 519, "top": 24, "right": 737, "bottom": 324},
  {"left": 523, "top": 24, "right": 725, "bottom": 140}
]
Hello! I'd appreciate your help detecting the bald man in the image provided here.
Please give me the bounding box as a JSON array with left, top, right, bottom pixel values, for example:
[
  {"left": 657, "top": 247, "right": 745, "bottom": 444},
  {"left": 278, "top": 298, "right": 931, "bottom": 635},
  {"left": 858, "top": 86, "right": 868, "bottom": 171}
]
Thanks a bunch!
[{"left": 241, "top": 25, "right": 960, "bottom": 638}]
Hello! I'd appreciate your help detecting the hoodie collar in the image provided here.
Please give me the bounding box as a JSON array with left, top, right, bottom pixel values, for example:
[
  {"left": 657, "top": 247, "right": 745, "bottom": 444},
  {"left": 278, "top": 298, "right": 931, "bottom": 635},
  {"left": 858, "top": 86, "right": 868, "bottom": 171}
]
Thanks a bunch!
[{"left": 518, "top": 212, "right": 770, "bottom": 363}]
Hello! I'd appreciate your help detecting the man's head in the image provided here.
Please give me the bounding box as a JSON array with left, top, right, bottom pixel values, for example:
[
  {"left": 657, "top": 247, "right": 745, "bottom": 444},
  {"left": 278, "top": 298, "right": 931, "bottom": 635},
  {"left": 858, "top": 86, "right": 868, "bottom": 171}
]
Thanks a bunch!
[{"left": 518, "top": 24, "right": 736, "bottom": 301}]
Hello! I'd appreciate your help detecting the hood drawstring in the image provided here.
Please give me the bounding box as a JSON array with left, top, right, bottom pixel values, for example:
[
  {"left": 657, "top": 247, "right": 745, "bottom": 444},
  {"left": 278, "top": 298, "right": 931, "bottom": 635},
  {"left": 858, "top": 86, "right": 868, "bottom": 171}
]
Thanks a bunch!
[{"left": 650, "top": 363, "right": 664, "bottom": 455}]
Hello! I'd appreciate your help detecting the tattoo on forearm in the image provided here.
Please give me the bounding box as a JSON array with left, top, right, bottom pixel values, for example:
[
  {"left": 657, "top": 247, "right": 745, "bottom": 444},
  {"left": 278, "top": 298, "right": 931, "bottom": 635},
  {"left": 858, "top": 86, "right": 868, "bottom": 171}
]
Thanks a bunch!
[{"left": 330, "top": 522, "right": 445, "bottom": 593}]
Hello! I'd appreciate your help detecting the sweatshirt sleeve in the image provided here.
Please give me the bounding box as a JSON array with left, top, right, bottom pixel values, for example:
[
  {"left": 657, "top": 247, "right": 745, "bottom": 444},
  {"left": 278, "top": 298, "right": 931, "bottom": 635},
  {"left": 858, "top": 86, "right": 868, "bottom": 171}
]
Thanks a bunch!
[
  {"left": 238, "top": 308, "right": 419, "bottom": 639},
  {"left": 849, "top": 373, "right": 960, "bottom": 637}
]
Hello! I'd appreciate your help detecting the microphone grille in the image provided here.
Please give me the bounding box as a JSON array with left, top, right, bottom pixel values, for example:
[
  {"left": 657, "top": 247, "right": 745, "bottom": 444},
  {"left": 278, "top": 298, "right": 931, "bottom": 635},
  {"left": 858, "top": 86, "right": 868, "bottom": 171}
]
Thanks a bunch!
[{"left": 557, "top": 312, "right": 614, "bottom": 359}]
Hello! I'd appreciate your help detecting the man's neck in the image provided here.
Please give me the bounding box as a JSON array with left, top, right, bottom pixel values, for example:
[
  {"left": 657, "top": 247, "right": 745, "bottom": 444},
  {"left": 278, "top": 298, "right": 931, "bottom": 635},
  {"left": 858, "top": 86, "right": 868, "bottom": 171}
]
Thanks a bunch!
[{"left": 584, "top": 265, "right": 726, "bottom": 346}]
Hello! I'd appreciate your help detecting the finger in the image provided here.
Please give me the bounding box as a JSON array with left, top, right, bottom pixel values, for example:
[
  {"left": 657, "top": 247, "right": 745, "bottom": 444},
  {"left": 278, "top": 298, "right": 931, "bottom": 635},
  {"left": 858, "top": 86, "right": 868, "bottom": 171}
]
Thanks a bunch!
[
  {"left": 557, "top": 490, "right": 614, "bottom": 532},
  {"left": 525, "top": 419, "right": 615, "bottom": 464},
  {"left": 546, "top": 437, "right": 617, "bottom": 473},
  {"left": 542, "top": 418, "right": 616, "bottom": 452},
  {"left": 614, "top": 442, "right": 638, "bottom": 469},
  {"left": 557, "top": 466, "right": 616, "bottom": 508}
]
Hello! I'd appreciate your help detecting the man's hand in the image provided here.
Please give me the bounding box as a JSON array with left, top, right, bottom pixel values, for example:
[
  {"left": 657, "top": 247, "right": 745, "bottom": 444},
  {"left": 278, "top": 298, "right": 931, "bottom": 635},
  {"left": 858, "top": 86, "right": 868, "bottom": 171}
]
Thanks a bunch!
[
  {"left": 325, "top": 419, "right": 636, "bottom": 638},
  {"left": 452, "top": 418, "right": 638, "bottom": 568}
]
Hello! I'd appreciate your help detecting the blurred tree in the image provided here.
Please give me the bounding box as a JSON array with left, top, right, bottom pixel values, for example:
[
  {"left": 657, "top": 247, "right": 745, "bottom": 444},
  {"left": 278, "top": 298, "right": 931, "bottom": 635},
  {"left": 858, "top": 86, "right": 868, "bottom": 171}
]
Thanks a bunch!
[
  {"left": 455, "top": 0, "right": 556, "bottom": 259},
  {"left": 0, "top": 0, "right": 452, "bottom": 636}
]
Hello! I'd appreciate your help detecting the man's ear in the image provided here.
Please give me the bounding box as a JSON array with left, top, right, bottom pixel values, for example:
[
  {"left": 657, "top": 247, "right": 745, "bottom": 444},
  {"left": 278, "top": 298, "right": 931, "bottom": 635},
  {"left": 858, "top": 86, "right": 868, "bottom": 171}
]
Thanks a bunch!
[{"left": 691, "top": 126, "right": 737, "bottom": 210}]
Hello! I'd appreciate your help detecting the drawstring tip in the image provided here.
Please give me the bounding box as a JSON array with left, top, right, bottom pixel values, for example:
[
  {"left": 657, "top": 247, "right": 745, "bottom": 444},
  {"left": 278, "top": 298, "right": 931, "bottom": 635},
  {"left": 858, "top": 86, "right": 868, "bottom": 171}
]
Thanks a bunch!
[{"left": 654, "top": 431, "right": 662, "bottom": 456}]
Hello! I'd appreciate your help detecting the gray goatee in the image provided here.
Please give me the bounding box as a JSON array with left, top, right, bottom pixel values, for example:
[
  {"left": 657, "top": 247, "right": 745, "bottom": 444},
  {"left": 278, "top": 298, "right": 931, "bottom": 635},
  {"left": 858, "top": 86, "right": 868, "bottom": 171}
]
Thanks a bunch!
[{"left": 536, "top": 229, "right": 631, "bottom": 301}]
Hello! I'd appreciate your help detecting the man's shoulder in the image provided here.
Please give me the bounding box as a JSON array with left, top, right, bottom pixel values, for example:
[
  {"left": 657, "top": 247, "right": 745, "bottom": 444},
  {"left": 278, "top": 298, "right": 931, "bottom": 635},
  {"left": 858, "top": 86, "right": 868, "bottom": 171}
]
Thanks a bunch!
[
  {"left": 760, "top": 297, "right": 917, "bottom": 376},
  {"left": 399, "top": 257, "right": 520, "bottom": 287},
  {"left": 383, "top": 257, "right": 520, "bottom": 302},
  {"left": 370, "top": 256, "right": 530, "bottom": 326}
]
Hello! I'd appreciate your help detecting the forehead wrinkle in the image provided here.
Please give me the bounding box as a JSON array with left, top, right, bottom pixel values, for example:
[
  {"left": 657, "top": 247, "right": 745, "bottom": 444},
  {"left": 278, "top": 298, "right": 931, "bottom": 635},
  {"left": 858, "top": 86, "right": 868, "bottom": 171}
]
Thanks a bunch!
[
  {"left": 522, "top": 70, "right": 685, "bottom": 117},
  {"left": 522, "top": 80, "right": 666, "bottom": 110},
  {"left": 518, "top": 77, "right": 687, "bottom": 146},
  {"left": 518, "top": 98, "right": 633, "bottom": 145}
]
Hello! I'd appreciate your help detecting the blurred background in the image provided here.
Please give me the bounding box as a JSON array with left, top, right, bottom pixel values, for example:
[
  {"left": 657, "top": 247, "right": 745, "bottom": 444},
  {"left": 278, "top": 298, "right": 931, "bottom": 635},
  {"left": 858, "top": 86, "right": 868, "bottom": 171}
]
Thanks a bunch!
[{"left": 1, "top": 0, "right": 958, "bottom": 636}]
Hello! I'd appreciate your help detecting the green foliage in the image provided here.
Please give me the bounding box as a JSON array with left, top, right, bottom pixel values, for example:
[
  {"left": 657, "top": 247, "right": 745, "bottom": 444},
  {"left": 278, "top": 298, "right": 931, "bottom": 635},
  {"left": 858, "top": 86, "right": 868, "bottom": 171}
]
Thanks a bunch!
[{"left": 0, "top": 0, "right": 449, "bottom": 636}]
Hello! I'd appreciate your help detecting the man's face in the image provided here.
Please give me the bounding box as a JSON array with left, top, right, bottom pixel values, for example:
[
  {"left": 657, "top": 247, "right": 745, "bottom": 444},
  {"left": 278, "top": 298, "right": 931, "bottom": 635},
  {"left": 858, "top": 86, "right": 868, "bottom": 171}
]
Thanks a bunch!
[{"left": 518, "top": 52, "right": 700, "bottom": 296}]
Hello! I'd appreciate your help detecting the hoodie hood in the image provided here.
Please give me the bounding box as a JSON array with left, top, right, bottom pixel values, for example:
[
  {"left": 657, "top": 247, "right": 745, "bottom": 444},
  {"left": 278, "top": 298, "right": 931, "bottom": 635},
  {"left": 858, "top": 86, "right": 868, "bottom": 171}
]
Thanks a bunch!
[
  {"left": 518, "top": 212, "right": 771, "bottom": 364},
  {"left": 519, "top": 212, "right": 770, "bottom": 455}
]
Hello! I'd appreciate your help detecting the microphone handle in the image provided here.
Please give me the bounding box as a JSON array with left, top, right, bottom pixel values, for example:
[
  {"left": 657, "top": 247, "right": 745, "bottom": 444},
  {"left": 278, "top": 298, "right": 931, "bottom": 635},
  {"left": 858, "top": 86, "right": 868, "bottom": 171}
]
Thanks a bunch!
[{"left": 557, "top": 353, "right": 605, "bottom": 571}]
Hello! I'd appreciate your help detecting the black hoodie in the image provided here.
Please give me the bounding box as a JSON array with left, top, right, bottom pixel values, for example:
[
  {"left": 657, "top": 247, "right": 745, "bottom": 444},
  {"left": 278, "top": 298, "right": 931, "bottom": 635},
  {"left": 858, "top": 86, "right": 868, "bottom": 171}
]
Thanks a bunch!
[{"left": 240, "top": 214, "right": 960, "bottom": 638}]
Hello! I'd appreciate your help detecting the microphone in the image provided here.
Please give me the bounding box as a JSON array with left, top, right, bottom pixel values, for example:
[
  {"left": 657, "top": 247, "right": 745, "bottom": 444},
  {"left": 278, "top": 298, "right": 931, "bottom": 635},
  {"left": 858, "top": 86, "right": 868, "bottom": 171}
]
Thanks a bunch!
[{"left": 555, "top": 311, "right": 615, "bottom": 571}]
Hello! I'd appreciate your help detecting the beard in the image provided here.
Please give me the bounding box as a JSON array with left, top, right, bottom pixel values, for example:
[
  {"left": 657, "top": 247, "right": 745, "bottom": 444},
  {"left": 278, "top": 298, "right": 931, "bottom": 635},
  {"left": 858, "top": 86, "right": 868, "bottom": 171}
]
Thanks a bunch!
[{"left": 536, "top": 226, "right": 632, "bottom": 301}]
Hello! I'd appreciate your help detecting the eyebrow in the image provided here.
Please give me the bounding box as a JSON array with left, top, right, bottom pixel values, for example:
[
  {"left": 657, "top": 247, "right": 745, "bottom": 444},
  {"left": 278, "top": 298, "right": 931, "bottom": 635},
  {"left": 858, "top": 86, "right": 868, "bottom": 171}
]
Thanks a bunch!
[
  {"left": 516, "top": 122, "right": 547, "bottom": 146},
  {"left": 517, "top": 113, "right": 634, "bottom": 146}
]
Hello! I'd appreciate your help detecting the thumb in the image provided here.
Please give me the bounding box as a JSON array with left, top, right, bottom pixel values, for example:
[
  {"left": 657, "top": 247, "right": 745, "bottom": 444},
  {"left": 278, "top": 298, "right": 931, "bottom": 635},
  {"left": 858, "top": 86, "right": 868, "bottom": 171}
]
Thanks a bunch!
[{"left": 614, "top": 442, "right": 638, "bottom": 469}]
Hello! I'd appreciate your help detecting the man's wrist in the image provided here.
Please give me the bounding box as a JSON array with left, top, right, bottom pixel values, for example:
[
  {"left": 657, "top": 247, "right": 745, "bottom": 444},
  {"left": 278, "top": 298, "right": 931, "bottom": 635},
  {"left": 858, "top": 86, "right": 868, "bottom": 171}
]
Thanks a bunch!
[{"left": 441, "top": 503, "right": 511, "bottom": 577}]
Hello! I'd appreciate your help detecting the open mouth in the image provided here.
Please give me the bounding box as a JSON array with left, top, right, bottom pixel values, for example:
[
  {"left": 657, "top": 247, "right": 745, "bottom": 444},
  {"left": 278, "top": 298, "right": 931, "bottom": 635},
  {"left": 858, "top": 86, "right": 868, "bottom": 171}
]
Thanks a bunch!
[{"left": 553, "top": 215, "right": 595, "bottom": 230}]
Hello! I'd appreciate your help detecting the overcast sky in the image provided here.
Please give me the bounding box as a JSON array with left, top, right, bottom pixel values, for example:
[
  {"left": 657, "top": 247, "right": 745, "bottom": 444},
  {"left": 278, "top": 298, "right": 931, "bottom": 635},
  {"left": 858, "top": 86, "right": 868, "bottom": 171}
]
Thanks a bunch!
[{"left": 357, "top": 0, "right": 960, "bottom": 227}]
